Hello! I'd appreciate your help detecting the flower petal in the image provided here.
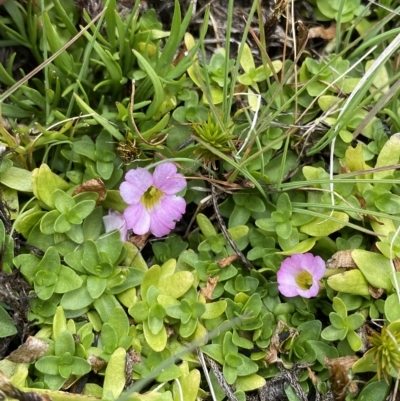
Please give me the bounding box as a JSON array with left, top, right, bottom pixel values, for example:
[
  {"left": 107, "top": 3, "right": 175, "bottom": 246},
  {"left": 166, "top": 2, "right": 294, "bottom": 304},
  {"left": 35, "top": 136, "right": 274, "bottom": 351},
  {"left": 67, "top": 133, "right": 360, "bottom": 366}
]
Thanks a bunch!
[
  {"left": 103, "top": 210, "right": 128, "bottom": 241},
  {"left": 296, "top": 281, "right": 320, "bottom": 298},
  {"left": 153, "top": 163, "right": 186, "bottom": 195},
  {"left": 302, "top": 254, "right": 326, "bottom": 279},
  {"left": 123, "top": 203, "right": 150, "bottom": 235},
  {"left": 278, "top": 283, "right": 301, "bottom": 297},
  {"left": 149, "top": 196, "right": 186, "bottom": 237},
  {"left": 120, "top": 168, "right": 153, "bottom": 204}
]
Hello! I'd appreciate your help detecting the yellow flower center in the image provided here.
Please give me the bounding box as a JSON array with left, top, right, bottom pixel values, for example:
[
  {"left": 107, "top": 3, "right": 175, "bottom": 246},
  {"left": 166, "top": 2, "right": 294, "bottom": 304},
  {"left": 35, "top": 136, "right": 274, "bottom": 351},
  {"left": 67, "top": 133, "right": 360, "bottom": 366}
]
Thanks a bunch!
[
  {"left": 295, "top": 270, "right": 313, "bottom": 291},
  {"left": 140, "top": 186, "right": 163, "bottom": 210}
]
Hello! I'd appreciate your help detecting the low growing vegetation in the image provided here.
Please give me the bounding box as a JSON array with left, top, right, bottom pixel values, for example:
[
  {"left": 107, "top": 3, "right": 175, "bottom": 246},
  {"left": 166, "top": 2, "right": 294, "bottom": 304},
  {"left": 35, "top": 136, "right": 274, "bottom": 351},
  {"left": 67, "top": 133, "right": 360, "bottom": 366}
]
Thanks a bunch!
[{"left": 0, "top": 0, "right": 400, "bottom": 400}]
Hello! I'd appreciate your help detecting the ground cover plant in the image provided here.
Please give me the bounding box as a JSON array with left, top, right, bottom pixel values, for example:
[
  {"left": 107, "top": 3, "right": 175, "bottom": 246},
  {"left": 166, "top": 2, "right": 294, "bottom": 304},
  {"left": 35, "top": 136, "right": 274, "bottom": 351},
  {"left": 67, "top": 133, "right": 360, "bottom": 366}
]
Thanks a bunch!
[{"left": 0, "top": 0, "right": 400, "bottom": 400}]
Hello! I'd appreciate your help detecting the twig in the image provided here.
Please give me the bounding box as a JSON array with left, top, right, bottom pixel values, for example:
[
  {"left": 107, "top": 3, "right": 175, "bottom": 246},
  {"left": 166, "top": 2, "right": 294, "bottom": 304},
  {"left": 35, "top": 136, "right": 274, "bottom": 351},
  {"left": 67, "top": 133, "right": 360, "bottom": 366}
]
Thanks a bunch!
[
  {"left": 211, "top": 184, "right": 254, "bottom": 271},
  {"left": 202, "top": 353, "right": 239, "bottom": 401}
]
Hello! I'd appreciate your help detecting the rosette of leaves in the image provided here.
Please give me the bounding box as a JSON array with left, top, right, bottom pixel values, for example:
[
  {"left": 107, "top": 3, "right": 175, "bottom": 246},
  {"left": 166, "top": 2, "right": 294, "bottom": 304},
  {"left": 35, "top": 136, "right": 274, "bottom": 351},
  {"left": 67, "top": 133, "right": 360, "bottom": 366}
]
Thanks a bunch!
[
  {"left": 255, "top": 193, "right": 314, "bottom": 252},
  {"left": 225, "top": 292, "right": 264, "bottom": 331},
  {"left": 300, "top": 55, "right": 360, "bottom": 97},
  {"left": 321, "top": 297, "right": 365, "bottom": 351},
  {"left": 151, "top": 234, "right": 188, "bottom": 265},
  {"left": 202, "top": 331, "right": 260, "bottom": 387},
  {"left": 129, "top": 261, "right": 194, "bottom": 352},
  {"left": 91, "top": 307, "right": 135, "bottom": 361},
  {"left": 35, "top": 329, "right": 91, "bottom": 389},
  {"left": 39, "top": 189, "right": 97, "bottom": 244},
  {"left": 238, "top": 43, "right": 282, "bottom": 111},
  {"left": 14, "top": 246, "right": 82, "bottom": 301},
  {"left": 313, "top": 0, "right": 368, "bottom": 23},
  {"left": 64, "top": 131, "right": 123, "bottom": 187},
  {"left": 192, "top": 115, "right": 236, "bottom": 169},
  {"left": 59, "top": 231, "right": 144, "bottom": 321},
  {"left": 353, "top": 321, "right": 400, "bottom": 382}
]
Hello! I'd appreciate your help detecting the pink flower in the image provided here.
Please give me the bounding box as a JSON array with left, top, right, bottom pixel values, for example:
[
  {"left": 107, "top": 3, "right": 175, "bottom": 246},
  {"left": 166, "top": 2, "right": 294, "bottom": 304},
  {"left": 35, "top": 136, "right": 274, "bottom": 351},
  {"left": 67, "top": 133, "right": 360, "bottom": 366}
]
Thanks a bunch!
[
  {"left": 120, "top": 163, "right": 186, "bottom": 237},
  {"left": 277, "top": 253, "right": 326, "bottom": 298},
  {"left": 103, "top": 209, "right": 128, "bottom": 242}
]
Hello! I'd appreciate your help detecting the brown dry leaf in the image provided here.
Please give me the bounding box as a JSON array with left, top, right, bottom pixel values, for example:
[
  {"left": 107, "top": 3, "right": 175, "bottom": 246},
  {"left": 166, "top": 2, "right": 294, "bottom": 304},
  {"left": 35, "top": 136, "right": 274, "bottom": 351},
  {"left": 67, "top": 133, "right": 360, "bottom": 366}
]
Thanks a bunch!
[
  {"left": 308, "top": 25, "right": 336, "bottom": 40},
  {"left": 200, "top": 276, "right": 219, "bottom": 302},
  {"left": 6, "top": 336, "right": 49, "bottom": 363},
  {"left": 296, "top": 21, "right": 308, "bottom": 50},
  {"left": 394, "top": 258, "right": 400, "bottom": 272},
  {"left": 72, "top": 178, "right": 106, "bottom": 205},
  {"left": 130, "top": 232, "right": 150, "bottom": 249},
  {"left": 264, "top": 321, "right": 294, "bottom": 364},
  {"left": 326, "top": 250, "right": 357, "bottom": 269},
  {"left": 307, "top": 367, "right": 319, "bottom": 387},
  {"left": 218, "top": 254, "right": 239, "bottom": 268},
  {"left": 324, "top": 356, "right": 359, "bottom": 401},
  {"left": 368, "top": 285, "right": 384, "bottom": 299},
  {"left": 87, "top": 354, "right": 107, "bottom": 373}
]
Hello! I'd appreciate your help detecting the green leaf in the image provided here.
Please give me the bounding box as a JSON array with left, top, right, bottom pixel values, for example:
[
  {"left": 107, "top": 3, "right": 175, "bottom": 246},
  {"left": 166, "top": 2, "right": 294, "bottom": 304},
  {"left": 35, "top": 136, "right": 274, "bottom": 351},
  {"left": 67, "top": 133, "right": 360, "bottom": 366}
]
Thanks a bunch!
[
  {"left": 384, "top": 293, "right": 400, "bottom": 322},
  {"left": 103, "top": 348, "right": 127, "bottom": 400},
  {"left": 327, "top": 269, "right": 370, "bottom": 296},
  {"left": 54, "top": 267, "right": 83, "bottom": 294},
  {"left": 196, "top": 213, "right": 217, "bottom": 238},
  {"left": 40, "top": 210, "right": 60, "bottom": 235},
  {"left": 307, "top": 341, "right": 338, "bottom": 365},
  {"left": 276, "top": 193, "right": 292, "bottom": 215},
  {"left": 54, "top": 213, "right": 72, "bottom": 233},
  {"left": 87, "top": 276, "right": 107, "bottom": 299},
  {"left": 54, "top": 190, "right": 74, "bottom": 214},
  {"left": 82, "top": 240, "right": 100, "bottom": 273},
  {"left": 229, "top": 205, "right": 251, "bottom": 227},
  {"left": 223, "top": 364, "right": 237, "bottom": 385},
  {"left": 329, "top": 312, "right": 346, "bottom": 329},
  {"left": 32, "top": 164, "right": 70, "bottom": 209},
  {"left": 55, "top": 330, "right": 75, "bottom": 356},
  {"left": 173, "top": 367, "right": 200, "bottom": 401},
  {"left": 101, "top": 323, "right": 119, "bottom": 354},
  {"left": 235, "top": 374, "right": 266, "bottom": 392},
  {"left": 148, "top": 304, "right": 166, "bottom": 334},
  {"left": 68, "top": 200, "right": 96, "bottom": 224},
  {"left": 71, "top": 357, "right": 91, "bottom": 377},
  {"left": 107, "top": 307, "right": 129, "bottom": 339},
  {"left": 43, "top": 10, "right": 74, "bottom": 73},
  {"left": 346, "top": 313, "right": 365, "bottom": 331},
  {"left": 374, "top": 135, "right": 400, "bottom": 180},
  {"left": 275, "top": 221, "right": 292, "bottom": 240},
  {"left": 60, "top": 278, "right": 94, "bottom": 310},
  {"left": 351, "top": 250, "right": 393, "bottom": 292},
  {"left": 0, "top": 167, "right": 32, "bottom": 192},
  {"left": 346, "top": 329, "right": 362, "bottom": 352},
  {"left": 158, "top": 271, "right": 194, "bottom": 299},
  {"left": 321, "top": 326, "right": 347, "bottom": 341},
  {"left": 143, "top": 321, "right": 167, "bottom": 352},
  {"left": 0, "top": 305, "right": 17, "bottom": 337},
  {"left": 300, "top": 211, "right": 349, "bottom": 236},
  {"left": 333, "top": 297, "right": 347, "bottom": 319},
  {"left": 225, "top": 353, "right": 243, "bottom": 368},
  {"left": 132, "top": 49, "right": 164, "bottom": 119},
  {"left": 356, "top": 380, "right": 390, "bottom": 401},
  {"left": 246, "top": 195, "right": 265, "bottom": 213},
  {"left": 35, "top": 356, "right": 60, "bottom": 375}
]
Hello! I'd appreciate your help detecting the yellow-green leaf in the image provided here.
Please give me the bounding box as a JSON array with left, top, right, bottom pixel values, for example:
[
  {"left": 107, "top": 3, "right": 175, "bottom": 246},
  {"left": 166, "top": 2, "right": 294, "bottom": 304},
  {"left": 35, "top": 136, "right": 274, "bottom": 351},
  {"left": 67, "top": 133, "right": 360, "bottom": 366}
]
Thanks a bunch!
[
  {"left": 327, "top": 270, "right": 370, "bottom": 296},
  {"left": 352, "top": 250, "right": 393, "bottom": 292},
  {"left": 300, "top": 211, "right": 349, "bottom": 237}
]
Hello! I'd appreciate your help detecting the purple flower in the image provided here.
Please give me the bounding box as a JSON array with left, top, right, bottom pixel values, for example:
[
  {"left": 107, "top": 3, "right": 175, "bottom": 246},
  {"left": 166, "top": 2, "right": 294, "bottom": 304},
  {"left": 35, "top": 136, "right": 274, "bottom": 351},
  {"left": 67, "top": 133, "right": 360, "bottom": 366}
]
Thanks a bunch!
[
  {"left": 103, "top": 209, "right": 128, "bottom": 242},
  {"left": 277, "top": 253, "right": 326, "bottom": 298},
  {"left": 120, "top": 162, "right": 186, "bottom": 237}
]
